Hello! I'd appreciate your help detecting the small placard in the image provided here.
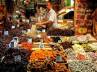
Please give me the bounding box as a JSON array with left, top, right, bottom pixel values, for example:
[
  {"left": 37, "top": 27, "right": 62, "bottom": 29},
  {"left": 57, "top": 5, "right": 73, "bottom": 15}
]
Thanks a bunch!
[
  {"left": 27, "top": 37, "right": 32, "bottom": 43},
  {"left": 12, "top": 25, "right": 15, "bottom": 29},
  {"left": 39, "top": 42, "right": 44, "bottom": 48},
  {"left": 27, "top": 29, "right": 31, "bottom": 32},
  {"left": 56, "top": 55, "right": 62, "bottom": 62},
  {"left": 17, "top": 24, "right": 20, "bottom": 27},
  {"left": 42, "top": 29, "right": 46, "bottom": 32},
  {"left": 26, "top": 19, "right": 29, "bottom": 23},
  {"left": 13, "top": 37, "right": 19, "bottom": 43},
  {"left": 22, "top": 30, "right": 26, "bottom": 34},
  {"left": 10, "top": 41, "right": 14, "bottom": 48},
  {"left": 9, "top": 40, "right": 18, "bottom": 48},
  {"left": 14, "top": 55, "right": 21, "bottom": 62},
  {"left": 4, "top": 31, "right": 9, "bottom": 36},
  {"left": 37, "top": 35, "right": 41, "bottom": 38},
  {"left": 22, "top": 19, "right": 26, "bottom": 22}
]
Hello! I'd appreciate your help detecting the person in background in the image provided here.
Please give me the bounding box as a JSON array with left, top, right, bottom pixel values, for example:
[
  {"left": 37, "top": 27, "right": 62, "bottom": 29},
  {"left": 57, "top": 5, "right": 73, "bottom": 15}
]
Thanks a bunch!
[
  {"left": 92, "top": 8, "right": 97, "bottom": 37},
  {"left": 36, "top": 0, "right": 58, "bottom": 31}
]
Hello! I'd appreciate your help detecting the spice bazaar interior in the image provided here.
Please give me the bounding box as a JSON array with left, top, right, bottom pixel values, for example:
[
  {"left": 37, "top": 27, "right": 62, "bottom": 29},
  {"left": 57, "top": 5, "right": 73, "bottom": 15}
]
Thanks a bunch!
[{"left": 0, "top": 0, "right": 97, "bottom": 72}]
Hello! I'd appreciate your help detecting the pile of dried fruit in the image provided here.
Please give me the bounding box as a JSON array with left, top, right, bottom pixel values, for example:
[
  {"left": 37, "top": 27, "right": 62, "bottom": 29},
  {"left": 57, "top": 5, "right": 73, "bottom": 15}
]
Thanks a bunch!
[{"left": 29, "top": 50, "right": 55, "bottom": 62}]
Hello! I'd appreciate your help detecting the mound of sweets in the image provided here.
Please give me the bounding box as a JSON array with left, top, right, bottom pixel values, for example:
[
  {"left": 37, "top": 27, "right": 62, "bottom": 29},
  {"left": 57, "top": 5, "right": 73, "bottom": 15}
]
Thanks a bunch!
[{"left": 29, "top": 49, "right": 55, "bottom": 62}]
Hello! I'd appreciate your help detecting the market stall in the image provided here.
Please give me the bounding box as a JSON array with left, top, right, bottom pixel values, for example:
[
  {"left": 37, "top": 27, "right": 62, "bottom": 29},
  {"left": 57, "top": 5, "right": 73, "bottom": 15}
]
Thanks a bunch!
[{"left": 0, "top": 0, "right": 97, "bottom": 72}]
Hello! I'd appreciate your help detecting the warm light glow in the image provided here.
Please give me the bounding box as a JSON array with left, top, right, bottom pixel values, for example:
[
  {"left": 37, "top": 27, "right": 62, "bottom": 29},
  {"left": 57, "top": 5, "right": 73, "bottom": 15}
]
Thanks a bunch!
[{"left": 45, "top": 0, "right": 49, "bottom": 2}]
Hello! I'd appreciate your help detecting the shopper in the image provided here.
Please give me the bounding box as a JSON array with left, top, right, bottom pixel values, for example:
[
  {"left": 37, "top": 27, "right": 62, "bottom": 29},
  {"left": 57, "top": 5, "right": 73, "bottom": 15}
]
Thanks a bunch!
[{"left": 36, "top": 0, "right": 58, "bottom": 31}]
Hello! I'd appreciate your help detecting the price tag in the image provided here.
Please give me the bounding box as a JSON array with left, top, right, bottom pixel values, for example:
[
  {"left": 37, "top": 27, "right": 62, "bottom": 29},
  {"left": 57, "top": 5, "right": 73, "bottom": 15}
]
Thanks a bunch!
[
  {"left": 26, "top": 19, "right": 29, "bottom": 23},
  {"left": 13, "top": 37, "right": 19, "bottom": 43},
  {"left": 22, "top": 19, "right": 26, "bottom": 22},
  {"left": 10, "top": 41, "right": 14, "bottom": 48},
  {"left": 27, "top": 37, "right": 32, "bottom": 43},
  {"left": 56, "top": 55, "right": 62, "bottom": 62},
  {"left": 22, "top": 30, "right": 26, "bottom": 34},
  {"left": 37, "top": 35, "right": 41, "bottom": 38},
  {"left": 12, "top": 25, "right": 15, "bottom": 29},
  {"left": 39, "top": 43, "right": 44, "bottom": 48},
  {"left": 4, "top": 31, "right": 9, "bottom": 36},
  {"left": 14, "top": 55, "right": 21, "bottom": 62},
  {"left": 42, "top": 29, "right": 46, "bottom": 32},
  {"left": 27, "top": 29, "right": 31, "bottom": 32},
  {"left": 17, "top": 24, "right": 19, "bottom": 27}
]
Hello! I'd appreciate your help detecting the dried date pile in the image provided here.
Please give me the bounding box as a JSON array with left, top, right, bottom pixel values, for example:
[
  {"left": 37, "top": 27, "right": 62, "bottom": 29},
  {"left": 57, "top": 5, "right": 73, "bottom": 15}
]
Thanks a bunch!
[
  {"left": 0, "top": 48, "right": 31, "bottom": 72},
  {"left": 48, "top": 29, "right": 74, "bottom": 36},
  {"left": 60, "top": 41, "right": 72, "bottom": 49}
]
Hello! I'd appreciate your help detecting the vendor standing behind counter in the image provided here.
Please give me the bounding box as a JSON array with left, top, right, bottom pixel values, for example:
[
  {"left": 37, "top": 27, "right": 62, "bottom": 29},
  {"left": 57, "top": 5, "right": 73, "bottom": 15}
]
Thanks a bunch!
[{"left": 36, "top": 1, "right": 58, "bottom": 31}]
